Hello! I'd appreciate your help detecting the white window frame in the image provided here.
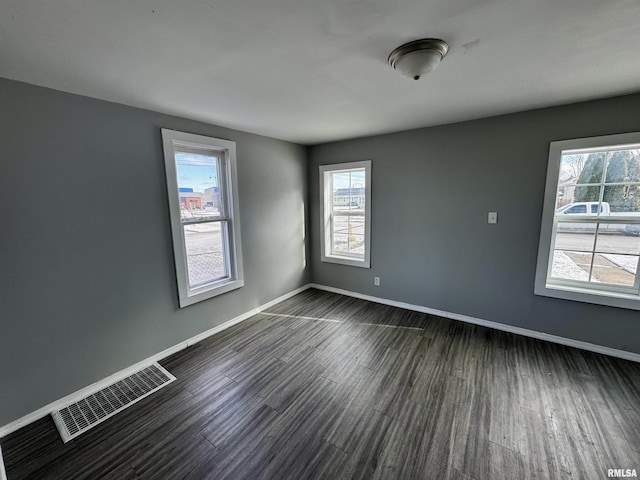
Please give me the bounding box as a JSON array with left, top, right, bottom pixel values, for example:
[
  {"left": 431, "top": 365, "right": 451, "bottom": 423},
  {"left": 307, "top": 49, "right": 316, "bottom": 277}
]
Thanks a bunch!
[
  {"left": 319, "top": 160, "right": 372, "bottom": 268},
  {"left": 535, "top": 131, "right": 640, "bottom": 310},
  {"left": 162, "top": 129, "right": 244, "bottom": 307}
]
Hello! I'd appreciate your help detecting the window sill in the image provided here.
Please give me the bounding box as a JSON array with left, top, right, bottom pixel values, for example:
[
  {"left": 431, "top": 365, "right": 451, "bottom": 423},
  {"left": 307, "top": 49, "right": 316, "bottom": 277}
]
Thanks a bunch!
[
  {"left": 179, "top": 278, "right": 244, "bottom": 308},
  {"left": 535, "top": 282, "right": 640, "bottom": 311},
  {"left": 321, "top": 254, "right": 370, "bottom": 269}
]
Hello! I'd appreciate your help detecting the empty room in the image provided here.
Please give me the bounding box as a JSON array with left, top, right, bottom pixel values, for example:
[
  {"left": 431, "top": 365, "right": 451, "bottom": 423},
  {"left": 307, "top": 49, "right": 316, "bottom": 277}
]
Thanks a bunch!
[{"left": 1, "top": 0, "right": 640, "bottom": 479}]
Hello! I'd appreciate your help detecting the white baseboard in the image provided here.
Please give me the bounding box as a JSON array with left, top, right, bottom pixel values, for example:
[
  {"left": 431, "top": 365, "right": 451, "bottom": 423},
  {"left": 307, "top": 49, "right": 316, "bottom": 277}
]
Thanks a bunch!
[
  {"left": 3, "top": 281, "right": 637, "bottom": 446},
  {"left": 0, "top": 284, "right": 312, "bottom": 440},
  {"left": 309, "top": 283, "right": 640, "bottom": 363},
  {"left": 0, "top": 445, "right": 7, "bottom": 480}
]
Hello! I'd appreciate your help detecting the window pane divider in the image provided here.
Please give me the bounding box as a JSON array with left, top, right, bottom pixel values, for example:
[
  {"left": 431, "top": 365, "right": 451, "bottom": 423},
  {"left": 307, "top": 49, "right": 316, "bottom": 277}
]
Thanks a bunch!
[
  {"left": 563, "top": 143, "right": 640, "bottom": 155},
  {"left": 554, "top": 217, "right": 640, "bottom": 224},
  {"left": 633, "top": 258, "right": 640, "bottom": 290},
  {"left": 566, "top": 182, "right": 605, "bottom": 188},
  {"left": 181, "top": 217, "right": 228, "bottom": 225},
  {"left": 547, "top": 278, "right": 640, "bottom": 296}
]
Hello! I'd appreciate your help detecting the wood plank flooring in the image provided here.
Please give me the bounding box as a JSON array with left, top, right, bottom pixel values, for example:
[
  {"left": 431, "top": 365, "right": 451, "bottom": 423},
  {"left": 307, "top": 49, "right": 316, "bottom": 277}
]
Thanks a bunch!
[{"left": 2, "top": 288, "right": 640, "bottom": 479}]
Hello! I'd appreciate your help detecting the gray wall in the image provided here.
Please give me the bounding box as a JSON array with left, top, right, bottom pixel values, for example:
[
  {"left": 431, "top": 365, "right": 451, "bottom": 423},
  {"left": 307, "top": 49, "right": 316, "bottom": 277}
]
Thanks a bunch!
[
  {"left": 309, "top": 93, "right": 640, "bottom": 355},
  {"left": 2, "top": 75, "right": 639, "bottom": 429},
  {"left": 0, "top": 78, "right": 309, "bottom": 427}
]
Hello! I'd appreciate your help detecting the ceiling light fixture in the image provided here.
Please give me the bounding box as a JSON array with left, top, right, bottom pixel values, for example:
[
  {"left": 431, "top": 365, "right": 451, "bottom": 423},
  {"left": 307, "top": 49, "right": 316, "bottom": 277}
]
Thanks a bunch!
[{"left": 388, "top": 39, "right": 449, "bottom": 80}]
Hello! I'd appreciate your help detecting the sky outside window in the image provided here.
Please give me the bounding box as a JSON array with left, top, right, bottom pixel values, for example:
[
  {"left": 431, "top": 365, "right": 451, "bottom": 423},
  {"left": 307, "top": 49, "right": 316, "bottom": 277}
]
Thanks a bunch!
[
  {"left": 176, "top": 153, "right": 219, "bottom": 192},
  {"left": 332, "top": 170, "right": 365, "bottom": 190}
]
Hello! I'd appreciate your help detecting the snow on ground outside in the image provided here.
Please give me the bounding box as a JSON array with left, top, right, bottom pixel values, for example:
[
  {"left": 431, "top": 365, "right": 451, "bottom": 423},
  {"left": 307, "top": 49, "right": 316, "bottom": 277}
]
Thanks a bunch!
[
  {"left": 552, "top": 251, "right": 638, "bottom": 281},
  {"left": 601, "top": 254, "right": 639, "bottom": 275},
  {"left": 551, "top": 251, "right": 590, "bottom": 281}
]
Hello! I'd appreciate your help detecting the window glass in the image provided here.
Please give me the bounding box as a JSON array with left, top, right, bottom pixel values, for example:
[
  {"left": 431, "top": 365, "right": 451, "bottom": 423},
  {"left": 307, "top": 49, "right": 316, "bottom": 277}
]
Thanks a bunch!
[
  {"left": 565, "top": 205, "right": 587, "bottom": 214},
  {"left": 175, "top": 153, "right": 223, "bottom": 220},
  {"left": 330, "top": 169, "right": 366, "bottom": 257},
  {"left": 183, "top": 222, "right": 228, "bottom": 288}
]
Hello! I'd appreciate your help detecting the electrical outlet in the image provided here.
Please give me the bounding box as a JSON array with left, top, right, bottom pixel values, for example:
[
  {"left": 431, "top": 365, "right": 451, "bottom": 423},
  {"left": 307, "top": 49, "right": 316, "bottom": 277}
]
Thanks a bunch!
[
  {"left": 374, "top": 276, "right": 381, "bottom": 286},
  {"left": 488, "top": 211, "right": 498, "bottom": 224}
]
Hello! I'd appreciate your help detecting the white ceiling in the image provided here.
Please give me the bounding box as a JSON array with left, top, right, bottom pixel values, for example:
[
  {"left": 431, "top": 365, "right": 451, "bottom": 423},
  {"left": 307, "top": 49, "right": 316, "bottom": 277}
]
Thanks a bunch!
[{"left": 1, "top": 0, "right": 639, "bottom": 145}]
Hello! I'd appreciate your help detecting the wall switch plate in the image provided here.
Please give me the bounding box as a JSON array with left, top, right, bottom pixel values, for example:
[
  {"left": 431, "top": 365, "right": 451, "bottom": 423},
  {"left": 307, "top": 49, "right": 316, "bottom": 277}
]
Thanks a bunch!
[
  {"left": 488, "top": 212, "right": 498, "bottom": 224},
  {"left": 374, "top": 276, "right": 380, "bottom": 286}
]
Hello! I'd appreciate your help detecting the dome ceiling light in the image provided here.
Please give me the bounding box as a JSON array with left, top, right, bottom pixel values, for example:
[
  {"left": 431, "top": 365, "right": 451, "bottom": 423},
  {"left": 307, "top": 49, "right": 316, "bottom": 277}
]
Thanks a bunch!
[{"left": 388, "top": 39, "right": 449, "bottom": 80}]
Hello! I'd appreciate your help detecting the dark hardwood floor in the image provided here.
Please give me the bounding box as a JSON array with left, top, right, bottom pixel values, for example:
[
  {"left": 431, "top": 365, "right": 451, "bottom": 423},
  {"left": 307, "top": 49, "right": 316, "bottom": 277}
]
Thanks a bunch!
[{"left": 2, "top": 288, "right": 640, "bottom": 479}]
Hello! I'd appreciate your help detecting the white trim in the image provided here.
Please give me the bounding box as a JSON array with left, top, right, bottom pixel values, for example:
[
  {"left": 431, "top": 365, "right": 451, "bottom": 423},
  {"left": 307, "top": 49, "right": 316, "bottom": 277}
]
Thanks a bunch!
[
  {"left": 183, "top": 284, "right": 310, "bottom": 347},
  {"left": 0, "top": 284, "right": 312, "bottom": 439},
  {"left": 0, "top": 346, "right": 186, "bottom": 440},
  {"left": 0, "top": 445, "right": 7, "bottom": 480},
  {"left": 4, "top": 281, "right": 637, "bottom": 444},
  {"left": 309, "top": 283, "right": 640, "bottom": 363}
]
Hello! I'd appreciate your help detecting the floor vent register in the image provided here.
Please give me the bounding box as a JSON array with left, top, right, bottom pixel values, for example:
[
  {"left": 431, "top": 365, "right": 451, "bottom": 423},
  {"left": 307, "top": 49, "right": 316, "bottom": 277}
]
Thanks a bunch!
[{"left": 51, "top": 363, "right": 176, "bottom": 443}]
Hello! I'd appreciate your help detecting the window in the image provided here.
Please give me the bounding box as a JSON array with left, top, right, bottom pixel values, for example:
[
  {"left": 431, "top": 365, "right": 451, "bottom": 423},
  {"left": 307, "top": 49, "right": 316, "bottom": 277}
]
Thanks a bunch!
[
  {"left": 535, "top": 132, "right": 640, "bottom": 310},
  {"left": 161, "top": 129, "right": 243, "bottom": 307},
  {"left": 319, "top": 161, "right": 371, "bottom": 268},
  {"left": 566, "top": 204, "right": 587, "bottom": 214}
]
